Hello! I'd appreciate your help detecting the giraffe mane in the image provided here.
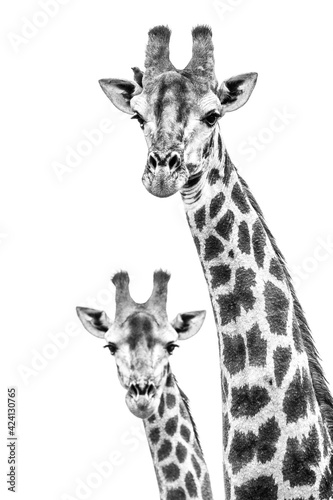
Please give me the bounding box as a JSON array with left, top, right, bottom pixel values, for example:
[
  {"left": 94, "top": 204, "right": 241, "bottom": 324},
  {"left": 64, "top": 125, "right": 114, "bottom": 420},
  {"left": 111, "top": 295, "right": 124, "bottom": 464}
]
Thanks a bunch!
[
  {"left": 238, "top": 173, "right": 333, "bottom": 441},
  {"left": 173, "top": 375, "right": 204, "bottom": 455}
]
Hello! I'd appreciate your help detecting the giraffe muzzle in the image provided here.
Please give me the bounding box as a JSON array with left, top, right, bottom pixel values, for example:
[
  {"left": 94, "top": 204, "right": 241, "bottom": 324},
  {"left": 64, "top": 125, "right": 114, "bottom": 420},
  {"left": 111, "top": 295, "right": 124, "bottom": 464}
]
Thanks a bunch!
[
  {"left": 126, "top": 382, "right": 157, "bottom": 418},
  {"left": 142, "top": 151, "right": 189, "bottom": 198}
]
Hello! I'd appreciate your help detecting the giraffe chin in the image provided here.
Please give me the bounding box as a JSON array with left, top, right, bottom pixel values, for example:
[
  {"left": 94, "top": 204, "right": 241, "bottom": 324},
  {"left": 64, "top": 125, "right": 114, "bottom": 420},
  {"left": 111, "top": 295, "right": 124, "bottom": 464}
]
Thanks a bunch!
[
  {"left": 142, "top": 170, "right": 188, "bottom": 198},
  {"left": 125, "top": 394, "right": 157, "bottom": 419}
]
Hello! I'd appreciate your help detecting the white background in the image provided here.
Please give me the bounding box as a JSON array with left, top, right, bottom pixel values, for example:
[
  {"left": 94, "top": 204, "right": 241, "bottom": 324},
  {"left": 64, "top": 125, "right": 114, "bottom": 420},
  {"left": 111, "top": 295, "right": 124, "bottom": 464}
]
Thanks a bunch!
[{"left": 1, "top": 1, "right": 333, "bottom": 499}]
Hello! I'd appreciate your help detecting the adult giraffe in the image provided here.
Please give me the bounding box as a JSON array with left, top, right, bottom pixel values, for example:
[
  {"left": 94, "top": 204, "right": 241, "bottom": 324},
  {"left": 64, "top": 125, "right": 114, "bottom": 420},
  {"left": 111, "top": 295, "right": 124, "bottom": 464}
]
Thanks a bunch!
[
  {"left": 77, "top": 270, "right": 213, "bottom": 500},
  {"left": 99, "top": 26, "right": 333, "bottom": 499}
]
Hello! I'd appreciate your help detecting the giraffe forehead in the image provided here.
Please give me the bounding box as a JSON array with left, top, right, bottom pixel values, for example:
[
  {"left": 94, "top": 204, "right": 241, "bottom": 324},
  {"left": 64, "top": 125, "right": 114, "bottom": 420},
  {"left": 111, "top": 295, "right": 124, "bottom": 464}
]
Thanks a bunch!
[
  {"left": 126, "top": 314, "right": 156, "bottom": 349},
  {"left": 111, "top": 313, "right": 177, "bottom": 349},
  {"left": 147, "top": 72, "right": 195, "bottom": 96},
  {"left": 152, "top": 76, "right": 195, "bottom": 118},
  {"left": 134, "top": 73, "right": 197, "bottom": 118}
]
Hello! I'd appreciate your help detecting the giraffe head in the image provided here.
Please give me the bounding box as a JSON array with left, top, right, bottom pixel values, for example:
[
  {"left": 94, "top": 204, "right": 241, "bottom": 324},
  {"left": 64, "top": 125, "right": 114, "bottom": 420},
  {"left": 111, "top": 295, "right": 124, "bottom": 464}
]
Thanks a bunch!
[
  {"left": 99, "top": 25, "right": 257, "bottom": 197},
  {"left": 76, "top": 271, "right": 205, "bottom": 419}
]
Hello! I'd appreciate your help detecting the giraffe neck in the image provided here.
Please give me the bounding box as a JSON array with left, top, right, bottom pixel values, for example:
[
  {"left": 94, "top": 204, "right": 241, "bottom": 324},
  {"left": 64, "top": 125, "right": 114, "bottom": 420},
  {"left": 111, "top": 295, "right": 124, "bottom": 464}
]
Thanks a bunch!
[
  {"left": 143, "top": 370, "right": 213, "bottom": 500},
  {"left": 181, "top": 129, "right": 333, "bottom": 500}
]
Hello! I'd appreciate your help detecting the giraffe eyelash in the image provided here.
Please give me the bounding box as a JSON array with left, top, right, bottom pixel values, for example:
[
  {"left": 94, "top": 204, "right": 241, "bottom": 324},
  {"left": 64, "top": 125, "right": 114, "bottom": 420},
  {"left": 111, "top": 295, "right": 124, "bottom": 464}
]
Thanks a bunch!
[
  {"left": 131, "top": 113, "right": 146, "bottom": 129},
  {"left": 166, "top": 343, "right": 179, "bottom": 355},
  {"left": 104, "top": 343, "right": 117, "bottom": 355},
  {"left": 201, "top": 112, "right": 221, "bottom": 127}
]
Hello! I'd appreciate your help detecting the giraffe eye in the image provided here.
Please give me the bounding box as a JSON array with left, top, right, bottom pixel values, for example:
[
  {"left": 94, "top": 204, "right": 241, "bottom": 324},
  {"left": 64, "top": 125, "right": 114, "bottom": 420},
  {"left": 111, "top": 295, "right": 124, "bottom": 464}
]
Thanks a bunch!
[
  {"left": 203, "top": 112, "right": 220, "bottom": 127},
  {"left": 166, "top": 343, "right": 179, "bottom": 355},
  {"left": 104, "top": 343, "right": 117, "bottom": 355},
  {"left": 131, "top": 112, "right": 146, "bottom": 129}
]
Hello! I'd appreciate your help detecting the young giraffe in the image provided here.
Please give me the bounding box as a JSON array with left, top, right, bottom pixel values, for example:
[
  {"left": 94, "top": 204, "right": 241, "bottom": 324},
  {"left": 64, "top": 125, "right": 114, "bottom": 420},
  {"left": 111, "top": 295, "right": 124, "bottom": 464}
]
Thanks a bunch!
[
  {"left": 77, "top": 270, "right": 213, "bottom": 500},
  {"left": 99, "top": 26, "right": 333, "bottom": 499}
]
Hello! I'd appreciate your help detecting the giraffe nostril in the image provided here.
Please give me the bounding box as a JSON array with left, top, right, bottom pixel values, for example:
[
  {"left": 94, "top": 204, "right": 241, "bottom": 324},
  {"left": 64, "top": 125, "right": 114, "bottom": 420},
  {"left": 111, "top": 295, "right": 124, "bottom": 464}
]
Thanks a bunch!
[
  {"left": 129, "top": 383, "right": 139, "bottom": 399},
  {"left": 168, "top": 152, "right": 181, "bottom": 171},
  {"left": 129, "top": 382, "right": 156, "bottom": 399},
  {"left": 148, "top": 153, "right": 158, "bottom": 171},
  {"left": 147, "top": 383, "right": 156, "bottom": 398},
  {"left": 147, "top": 151, "right": 181, "bottom": 173}
]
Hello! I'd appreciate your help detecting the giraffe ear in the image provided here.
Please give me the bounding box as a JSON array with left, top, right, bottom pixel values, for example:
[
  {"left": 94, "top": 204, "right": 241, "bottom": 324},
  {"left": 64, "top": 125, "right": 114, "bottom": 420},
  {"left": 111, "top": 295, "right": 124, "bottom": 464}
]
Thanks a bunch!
[
  {"left": 218, "top": 73, "right": 258, "bottom": 114},
  {"left": 171, "top": 310, "right": 206, "bottom": 340},
  {"left": 99, "top": 78, "right": 142, "bottom": 114},
  {"left": 76, "top": 307, "right": 112, "bottom": 338}
]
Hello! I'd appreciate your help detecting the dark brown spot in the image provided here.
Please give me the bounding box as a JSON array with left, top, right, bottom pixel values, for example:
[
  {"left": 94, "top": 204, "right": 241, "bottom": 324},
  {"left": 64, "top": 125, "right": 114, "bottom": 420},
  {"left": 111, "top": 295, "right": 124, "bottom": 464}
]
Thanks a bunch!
[
  {"left": 162, "top": 462, "right": 180, "bottom": 482},
  {"left": 149, "top": 427, "right": 160, "bottom": 445},
  {"left": 158, "top": 394, "right": 165, "bottom": 418},
  {"left": 238, "top": 221, "right": 251, "bottom": 254},
  {"left": 223, "top": 151, "right": 232, "bottom": 186},
  {"left": 257, "top": 417, "right": 281, "bottom": 464},
  {"left": 201, "top": 472, "right": 213, "bottom": 500},
  {"left": 273, "top": 346, "right": 292, "bottom": 387},
  {"left": 191, "top": 454, "right": 201, "bottom": 478},
  {"left": 167, "top": 487, "right": 186, "bottom": 500},
  {"left": 165, "top": 416, "right": 178, "bottom": 436},
  {"left": 209, "top": 192, "right": 225, "bottom": 219},
  {"left": 282, "top": 426, "right": 320, "bottom": 487},
  {"left": 232, "top": 182, "right": 250, "bottom": 214},
  {"left": 180, "top": 424, "right": 191, "bottom": 442},
  {"left": 229, "top": 429, "right": 257, "bottom": 473},
  {"left": 194, "top": 206, "right": 206, "bottom": 231},
  {"left": 223, "top": 334, "right": 246, "bottom": 375},
  {"left": 176, "top": 442, "right": 187, "bottom": 463},
  {"left": 158, "top": 439, "right": 172, "bottom": 462},
  {"left": 292, "top": 314, "right": 304, "bottom": 352},
  {"left": 208, "top": 167, "right": 220, "bottom": 185},
  {"left": 215, "top": 210, "right": 235, "bottom": 241},
  {"left": 210, "top": 263, "right": 231, "bottom": 288},
  {"left": 223, "top": 413, "right": 230, "bottom": 450},
  {"left": 246, "top": 323, "right": 267, "bottom": 367},
  {"left": 166, "top": 394, "right": 176, "bottom": 409},
  {"left": 231, "top": 385, "right": 270, "bottom": 418},
  {"left": 269, "top": 257, "right": 284, "bottom": 280},
  {"left": 204, "top": 235, "right": 224, "bottom": 261},
  {"left": 252, "top": 219, "right": 266, "bottom": 268},
  {"left": 185, "top": 471, "right": 197, "bottom": 497},
  {"left": 217, "top": 134, "right": 223, "bottom": 161},
  {"left": 166, "top": 373, "right": 175, "bottom": 387},
  {"left": 235, "top": 475, "right": 278, "bottom": 500},
  {"left": 283, "top": 368, "right": 308, "bottom": 423},
  {"left": 264, "top": 281, "right": 289, "bottom": 335},
  {"left": 218, "top": 267, "right": 256, "bottom": 325},
  {"left": 222, "top": 376, "right": 229, "bottom": 404}
]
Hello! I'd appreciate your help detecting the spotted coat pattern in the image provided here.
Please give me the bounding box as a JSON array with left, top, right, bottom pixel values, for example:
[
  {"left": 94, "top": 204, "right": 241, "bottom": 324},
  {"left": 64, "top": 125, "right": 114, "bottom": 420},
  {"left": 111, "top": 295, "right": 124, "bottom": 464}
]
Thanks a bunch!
[
  {"left": 144, "top": 372, "right": 213, "bottom": 500},
  {"left": 181, "top": 128, "right": 333, "bottom": 499}
]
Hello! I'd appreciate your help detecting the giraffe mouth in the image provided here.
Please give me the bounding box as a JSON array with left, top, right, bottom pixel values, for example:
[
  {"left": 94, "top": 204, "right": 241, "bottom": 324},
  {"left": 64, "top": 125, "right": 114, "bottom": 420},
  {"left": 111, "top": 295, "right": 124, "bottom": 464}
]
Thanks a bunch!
[
  {"left": 142, "top": 165, "right": 189, "bottom": 198},
  {"left": 125, "top": 381, "right": 159, "bottom": 419},
  {"left": 125, "top": 393, "right": 157, "bottom": 419}
]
